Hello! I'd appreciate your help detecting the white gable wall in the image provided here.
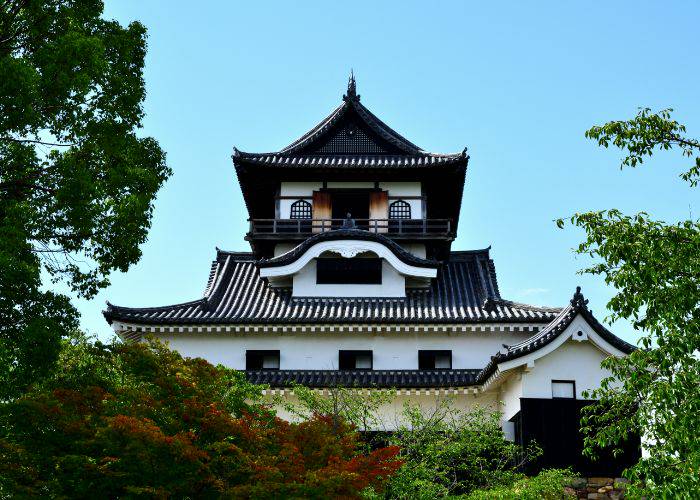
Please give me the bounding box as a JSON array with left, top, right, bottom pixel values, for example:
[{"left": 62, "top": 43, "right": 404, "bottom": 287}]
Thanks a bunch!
[
  {"left": 496, "top": 315, "right": 621, "bottom": 401},
  {"left": 520, "top": 340, "right": 613, "bottom": 399},
  {"left": 293, "top": 259, "right": 406, "bottom": 297}
]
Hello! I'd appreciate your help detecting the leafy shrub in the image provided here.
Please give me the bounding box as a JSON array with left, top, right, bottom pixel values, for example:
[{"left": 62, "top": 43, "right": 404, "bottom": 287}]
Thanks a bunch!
[
  {"left": 380, "top": 401, "right": 542, "bottom": 498},
  {"left": 465, "top": 468, "right": 575, "bottom": 499},
  {"left": 0, "top": 334, "right": 402, "bottom": 498}
]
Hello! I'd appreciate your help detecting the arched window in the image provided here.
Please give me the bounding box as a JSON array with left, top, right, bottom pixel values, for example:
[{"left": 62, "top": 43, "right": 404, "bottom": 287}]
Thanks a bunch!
[
  {"left": 389, "top": 200, "right": 411, "bottom": 219},
  {"left": 290, "top": 199, "right": 312, "bottom": 219}
]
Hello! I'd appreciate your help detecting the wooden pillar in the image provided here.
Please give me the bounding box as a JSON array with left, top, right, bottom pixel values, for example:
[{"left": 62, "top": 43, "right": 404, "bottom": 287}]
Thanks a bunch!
[
  {"left": 312, "top": 191, "right": 331, "bottom": 232},
  {"left": 369, "top": 190, "right": 388, "bottom": 233}
]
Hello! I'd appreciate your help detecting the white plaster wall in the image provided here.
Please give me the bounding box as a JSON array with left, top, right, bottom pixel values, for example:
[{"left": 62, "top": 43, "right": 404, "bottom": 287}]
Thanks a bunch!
[
  {"left": 520, "top": 340, "right": 613, "bottom": 399},
  {"left": 379, "top": 182, "right": 421, "bottom": 197},
  {"left": 277, "top": 181, "right": 423, "bottom": 219},
  {"left": 280, "top": 182, "right": 323, "bottom": 196},
  {"left": 279, "top": 182, "right": 320, "bottom": 219},
  {"left": 498, "top": 372, "right": 524, "bottom": 422},
  {"left": 380, "top": 181, "right": 422, "bottom": 219},
  {"left": 273, "top": 243, "right": 296, "bottom": 257},
  {"left": 292, "top": 259, "right": 406, "bottom": 298},
  {"left": 271, "top": 392, "right": 499, "bottom": 431},
  {"left": 154, "top": 331, "right": 533, "bottom": 371},
  {"left": 400, "top": 243, "right": 427, "bottom": 258}
]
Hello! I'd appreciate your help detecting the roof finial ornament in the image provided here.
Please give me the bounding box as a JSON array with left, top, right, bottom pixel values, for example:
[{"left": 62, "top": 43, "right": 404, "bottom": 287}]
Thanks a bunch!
[
  {"left": 344, "top": 69, "right": 359, "bottom": 101},
  {"left": 570, "top": 286, "right": 589, "bottom": 308}
]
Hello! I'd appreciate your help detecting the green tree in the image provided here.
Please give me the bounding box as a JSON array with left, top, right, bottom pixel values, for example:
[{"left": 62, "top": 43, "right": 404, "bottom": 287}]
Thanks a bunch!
[
  {"left": 558, "top": 108, "right": 700, "bottom": 497},
  {"left": 0, "top": 0, "right": 171, "bottom": 399}
]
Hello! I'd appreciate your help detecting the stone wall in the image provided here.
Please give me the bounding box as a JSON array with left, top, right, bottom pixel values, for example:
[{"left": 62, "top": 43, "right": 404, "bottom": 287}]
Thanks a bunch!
[{"left": 565, "top": 477, "right": 630, "bottom": 499}]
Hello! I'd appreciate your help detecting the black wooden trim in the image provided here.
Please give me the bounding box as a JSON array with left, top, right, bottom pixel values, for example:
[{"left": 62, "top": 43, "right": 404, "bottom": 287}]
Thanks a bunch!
[
  {"left": 244, "top": 369, "right": 482, "bottom": 388},
  {"left": 517, "top": 398, "right": 641, "bottom": 476}
]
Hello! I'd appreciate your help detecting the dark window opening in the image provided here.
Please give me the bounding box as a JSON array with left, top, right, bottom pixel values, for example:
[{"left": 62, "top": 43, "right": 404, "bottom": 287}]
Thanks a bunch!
[
  {"left": 418, "top": 350, "right": 452, "bottom": 370},
  {"left": 290, "top": 199, "right": 312, "bottom": 219},
  {"left": 330, "top": 190, "right": 370, "bottom": 227},
  {"left": 552, "top": 380, "right": 576, "bottom": 399},
  {"left": 389, "top": 200, "right": 411, "bottom": 219},
  {"left": 339, "top": 350, "right": 373, "bottom": 370},
  {"left": 317, "top": 258, "right": 382, "bottom": 284},
  {"left": 246, "top": 350, "right": 280, "bottom": 370}
]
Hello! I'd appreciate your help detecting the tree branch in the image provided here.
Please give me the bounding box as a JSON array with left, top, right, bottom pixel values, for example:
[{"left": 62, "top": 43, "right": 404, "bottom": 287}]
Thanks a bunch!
[{"left": 1, "top": 136, "right": 77, "bottom": 147}]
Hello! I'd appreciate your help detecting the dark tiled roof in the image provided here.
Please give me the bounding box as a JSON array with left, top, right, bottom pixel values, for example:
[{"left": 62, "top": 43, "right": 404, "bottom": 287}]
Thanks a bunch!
[
  {"left": 232, "top": 151, "right": 466, "bottom": 169},
  {"left": 104, "top": 249, "right": 560, "bottom": 326},
  {"left": 477, "top": 287, "right": 637, "bottom": 383},
  {"left": 258, "top": 229, "right": 439, "bottom": 269},
  {"left": 245, "top": 369, "right": 481, "bottom": 388},
  {"left": 232, "top": 74, "right": 466, "bottom": 164},
  {"left": 279, "top": 74, "right": 422, "bottom": 156}
]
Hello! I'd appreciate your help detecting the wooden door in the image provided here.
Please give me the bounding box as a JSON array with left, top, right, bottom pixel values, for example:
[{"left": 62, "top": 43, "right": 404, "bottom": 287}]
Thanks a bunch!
[
  {"left": 312, "top": 191, "right": 331, "bottom": 232},
  {"left": 369, "top": 190, "right": 388, "bottom": 233}
]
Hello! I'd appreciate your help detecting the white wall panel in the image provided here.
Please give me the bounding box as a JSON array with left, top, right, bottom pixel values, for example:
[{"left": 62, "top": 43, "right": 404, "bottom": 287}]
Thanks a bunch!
[{"left": 155, "top": 330, "right": 533, "bottom": 371}]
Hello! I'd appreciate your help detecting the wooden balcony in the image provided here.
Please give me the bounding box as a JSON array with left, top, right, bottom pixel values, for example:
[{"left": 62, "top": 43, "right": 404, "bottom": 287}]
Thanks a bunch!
[{"left": 246, "top": 218, "right": 453, "bottom": 241}]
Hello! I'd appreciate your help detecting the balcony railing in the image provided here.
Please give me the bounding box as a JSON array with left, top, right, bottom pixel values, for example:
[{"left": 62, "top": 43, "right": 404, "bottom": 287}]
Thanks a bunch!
[{"left": 247, "top": 218, "right": 453, "bottom": 238}]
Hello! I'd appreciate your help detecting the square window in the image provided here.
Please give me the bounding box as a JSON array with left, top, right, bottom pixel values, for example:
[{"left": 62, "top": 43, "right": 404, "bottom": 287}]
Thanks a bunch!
[
  {"left": 246, "top": 350, "right": 280, "bottom": 370},
  {"left": 262, "top": 353, "right": 280, "bottom": 369},
  {"left": 434, "top": 353, "right": 451, "bottom": 369},
  {"left": 339, "top": 350, "right": 373, "bottom": 370},
  {"left": 552, "top": 380, "right": 576, "bottom": 399},
  {"left": 418, "top": 350, "right": 452, "bottom": 370},
  {"left": 355, "top": 352, "right": 372, "bottom": 369}
]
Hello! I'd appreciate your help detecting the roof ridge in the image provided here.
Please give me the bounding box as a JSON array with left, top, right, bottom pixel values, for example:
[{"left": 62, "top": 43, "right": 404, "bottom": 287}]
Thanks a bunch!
[
  {"left": 448, "top": 247, "right": 492, "bottom": 258},
  {"left": 105, "top": 298, "right": 206, "bottom": 313},
  {"left": 215, "top": 249, "right": 255, "bottom": 259}
]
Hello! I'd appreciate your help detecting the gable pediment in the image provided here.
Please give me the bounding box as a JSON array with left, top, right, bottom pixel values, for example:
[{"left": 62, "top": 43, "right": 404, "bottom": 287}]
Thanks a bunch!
[{"left": 316, "top": 122, "right": 389, "bottom": 154}]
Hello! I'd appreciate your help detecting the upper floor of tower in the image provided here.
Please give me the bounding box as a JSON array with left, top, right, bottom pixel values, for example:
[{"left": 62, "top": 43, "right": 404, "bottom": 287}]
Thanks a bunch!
[{"left": 232, "top": 73, "right": 469, "bottom": 260}]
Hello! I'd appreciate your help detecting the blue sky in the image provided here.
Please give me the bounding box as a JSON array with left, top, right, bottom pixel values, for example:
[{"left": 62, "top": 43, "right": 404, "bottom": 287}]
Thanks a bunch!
[{"left": 78, "top": 1, "right": 698, "bottom": 343}]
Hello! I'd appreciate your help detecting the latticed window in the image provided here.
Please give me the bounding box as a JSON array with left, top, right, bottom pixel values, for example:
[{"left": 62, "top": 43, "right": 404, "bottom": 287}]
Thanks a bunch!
[
  {"left": 389, "top": 200, "right": 411, "bottom": 219},
  {"left": 290, "top": 199, "right": 312, "bottom": 219}
]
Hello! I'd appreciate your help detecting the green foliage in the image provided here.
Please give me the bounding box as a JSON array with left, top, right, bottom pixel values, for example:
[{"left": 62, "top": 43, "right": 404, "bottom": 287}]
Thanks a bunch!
[
  {"left": 0, "top": 334, "right": 403, "bottom": 498},
  {"left": 557, "top": 109, "right": 700, "bottom": 497},
  {"left": 585, "top": 107, "right": 700, "bottom": 186},
  {"left": 382, "top": 401, "right": 541, "bottom": 498},
  {"left": 0, "top": 0, "right": 171, "bottom": 399},
  {"left": 283, "top": 383, "right": 396, "bottom": 434},
  {"left": 465, "top": 469, "right": 575, "bottom": 500}
]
